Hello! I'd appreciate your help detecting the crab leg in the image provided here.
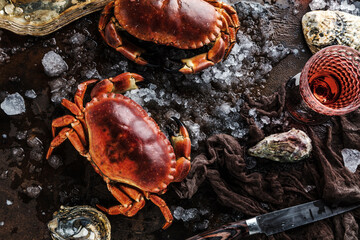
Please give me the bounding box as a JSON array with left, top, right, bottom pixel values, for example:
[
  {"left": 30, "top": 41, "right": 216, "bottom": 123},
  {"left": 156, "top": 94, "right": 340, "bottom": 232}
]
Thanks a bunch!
[
  {"left": 90, "top": 72, "right": 144, "bottom": 97},
  {"left": 51, "top": 115, "right": 75, "bottom": 136},
  {"left": 51, "top": 116, "right": 87, "bottom": 146},
  {"left": 207, "top": 1, "right": 240, "bottom": 58},
  {"left": 74, "top": 79, "right": 98, "bottom": 111},
  {"left": 46, "top": 128, "right": 87, "bottom": 159},
  {"left": 97, "top": 182, "right": 133, "bottom": 215},
  {"left": 179, "top": 35, "right": 226, "bottom": 74},
  {"left": 179, "top": 13, "right": 233, "bottom": 74},
  {"left": 97, "top": 183, "right": 146, "bottom": 217},
  {"left": 205, "top": 0, "right": 240, "bottom": 29},
  {"left": 61, "top": 99, "right": 82, "bottom": 116},
  {"left": 119, "top": 185, "right": 146, "bottom": 217},
  {"left": 148, "top": 194, "right": 173, "bottom": 229},
  {"left": 99, "top": 2, "right": 148, "bottom": 65}
]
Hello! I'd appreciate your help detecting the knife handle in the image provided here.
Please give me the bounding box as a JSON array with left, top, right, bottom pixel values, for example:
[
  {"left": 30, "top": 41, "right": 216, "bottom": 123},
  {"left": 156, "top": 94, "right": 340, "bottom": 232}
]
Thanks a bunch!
[{"left": 186, "top": 220, "right": 250, "bottom": 240}]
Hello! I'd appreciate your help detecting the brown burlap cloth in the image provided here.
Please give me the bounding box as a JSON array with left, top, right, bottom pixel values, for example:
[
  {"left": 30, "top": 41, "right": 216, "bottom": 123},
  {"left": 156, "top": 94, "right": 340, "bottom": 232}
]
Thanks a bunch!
[{"left": 174, "top": 84, "right": 360, "bottom": 239}]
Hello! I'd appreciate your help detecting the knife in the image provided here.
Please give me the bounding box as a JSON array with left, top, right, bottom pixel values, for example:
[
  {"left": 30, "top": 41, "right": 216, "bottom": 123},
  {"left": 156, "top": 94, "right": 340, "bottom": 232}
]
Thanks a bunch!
[{"left": 186, "top": 200, "right": 360, "bottom": 240}]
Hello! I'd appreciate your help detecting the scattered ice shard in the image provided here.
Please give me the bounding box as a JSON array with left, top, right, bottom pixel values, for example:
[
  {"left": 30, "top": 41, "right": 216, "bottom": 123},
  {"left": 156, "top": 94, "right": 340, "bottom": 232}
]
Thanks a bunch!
[
  {"left": 341, "top": 148, "right": 360, "bottom": 173},
  {"left": 1, "top": 92, "right": 26, "bottom": 115},
  {"left": 25, "top": 186, "right": 42, "bottom": 198},
  {"left": 48, "top": 155, "right": 63, "bottom": 169},
  {"left": 25, "top": 90, "right": 37, "bottom": 99},
  {"left": 69, "top": 33, "right": 86, "bottom": 45},
  {"left": 42, "top": 51, "right": 69, "bottom": 77}
]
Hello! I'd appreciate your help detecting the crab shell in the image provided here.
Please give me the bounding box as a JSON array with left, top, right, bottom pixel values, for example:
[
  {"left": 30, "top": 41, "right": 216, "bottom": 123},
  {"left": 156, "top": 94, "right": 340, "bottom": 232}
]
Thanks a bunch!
[
  {"left": 86, "top": 93, "right": 176, "bottom": 193},
  {"left": 114, "top": 0, "right": 222, "bottom": 49},
  {"left": 99, "top": 0, "right": 240, "bottom": 73},
  {"left": 46, "top": 73, "right": 191, "bottom": 229}
]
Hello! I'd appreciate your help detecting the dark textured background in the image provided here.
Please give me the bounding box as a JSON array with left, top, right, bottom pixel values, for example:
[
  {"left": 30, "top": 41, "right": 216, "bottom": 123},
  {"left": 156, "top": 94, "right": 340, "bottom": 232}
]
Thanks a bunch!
[{"left": 0, "top": 0, "right": 312, "bottom": 239}]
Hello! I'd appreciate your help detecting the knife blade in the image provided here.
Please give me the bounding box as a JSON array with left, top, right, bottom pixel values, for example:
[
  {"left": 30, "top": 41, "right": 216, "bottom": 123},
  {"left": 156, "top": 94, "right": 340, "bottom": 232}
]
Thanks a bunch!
[{"left": 186, "top": 200, "right": 360, "bottom": 240}]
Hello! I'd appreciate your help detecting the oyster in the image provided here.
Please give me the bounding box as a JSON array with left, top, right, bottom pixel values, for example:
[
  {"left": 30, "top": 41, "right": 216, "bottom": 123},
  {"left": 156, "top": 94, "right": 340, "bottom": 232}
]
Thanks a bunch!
[
  {"left": 48, "top": 205, "right": 111, "bottom": 240},
  {"left": 0, "top": 0, "right": 110, "bottom": 36},
  {"left": 248, "top": 128, "right": 312, "bottom": 162},
  {"left": 302, "top": 10, "right": 360, "bottom": 54}
]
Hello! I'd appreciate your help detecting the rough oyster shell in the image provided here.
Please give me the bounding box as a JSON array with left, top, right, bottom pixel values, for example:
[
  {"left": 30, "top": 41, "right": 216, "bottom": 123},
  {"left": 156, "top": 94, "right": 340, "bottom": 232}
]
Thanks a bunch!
[
  {"left": 0, "top": 0, "right": 110, "bottom": 36},
  {"left": 48, "top": 205, "right": 111, "bottom": 240},
  {"left": 302, "top": 10, "right": 360, "bottom": 54},
  {"left": 248, "top": 128, "right": 312, "bottom": 162}
]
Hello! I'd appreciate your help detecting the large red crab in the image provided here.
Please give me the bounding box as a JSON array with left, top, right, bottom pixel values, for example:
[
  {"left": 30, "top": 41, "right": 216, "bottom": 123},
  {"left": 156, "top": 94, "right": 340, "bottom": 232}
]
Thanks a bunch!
[
  {"left": 46, "top": 72, "right": 191, "bottom": 229},
  {"left": 98, "top": 0, "right": 240, "bottom": 74}
]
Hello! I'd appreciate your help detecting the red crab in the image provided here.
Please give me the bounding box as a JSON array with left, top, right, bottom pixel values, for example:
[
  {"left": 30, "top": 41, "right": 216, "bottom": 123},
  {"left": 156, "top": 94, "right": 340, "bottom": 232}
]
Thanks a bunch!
[
  {"left": 98, "top": 0, "right": 240, "bottom": 74},
  {"left": 46, "top": 72, "right": 191, "bottom": 229}
]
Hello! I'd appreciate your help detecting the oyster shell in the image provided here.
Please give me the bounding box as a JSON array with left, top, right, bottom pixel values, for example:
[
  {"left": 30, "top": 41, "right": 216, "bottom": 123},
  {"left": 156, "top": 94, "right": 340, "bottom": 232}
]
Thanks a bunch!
[
  {"left": 0, "top": 0, "right": 110, "bottom": 36},
  {"left": 48, "top": 205, "right": 111, "bottom": 240},
  {"left": 302, "top": 10, "right": 360, "bottom": 54},
  {"left": 248, "top": 128, "right": 312, "bottom": 162}
]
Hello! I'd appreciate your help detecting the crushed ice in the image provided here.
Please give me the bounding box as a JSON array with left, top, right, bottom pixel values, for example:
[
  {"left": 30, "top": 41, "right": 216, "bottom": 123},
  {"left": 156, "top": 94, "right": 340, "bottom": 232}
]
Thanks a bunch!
[
  {"left": 123, "top": 2, "right": 291, "bottom": 147},
  {"left": 309, "top": 0, "right": 360, "bottom": 15},
  {"left": 48, "top": 77, "right": 77, "bottom": 103}
]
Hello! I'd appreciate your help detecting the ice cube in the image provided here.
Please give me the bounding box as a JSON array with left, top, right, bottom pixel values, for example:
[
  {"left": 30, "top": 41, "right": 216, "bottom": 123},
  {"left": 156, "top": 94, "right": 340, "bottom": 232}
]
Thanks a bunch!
[
  {"left": 1, "top": 93, "right": 26, "bottom": 115},
  {"left": 48, "top": 155, "right": 63, "bottom": 169},
  {"left": 181, "top": 208, "right": 200, "bottom": 222},
  {"left": 341, "top": 148, "right": 360, "bottom": 173},
  {"left": 173, "top": 206, "right": 185, "bottom": 220},
  {"left": 25, "top": 186, "right": 42, "bottom": 198},
  {"left": 42, "top": 51, "right": 68, "bottom": 77},
  {"left": 69, "top": 33, "right": 86, "bottom": 45},
  {"left": 25, "top": 90, "right": 37, "bottom": 99}
]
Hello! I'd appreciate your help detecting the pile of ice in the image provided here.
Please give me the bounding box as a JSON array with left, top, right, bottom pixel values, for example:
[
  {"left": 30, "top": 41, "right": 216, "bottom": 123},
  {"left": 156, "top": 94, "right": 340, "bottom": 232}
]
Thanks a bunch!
[
  {"left": 172, "top": 206, "right": 211, "bottom": 231},
  {"left": 48, "top": 77, "right": 77, "bottom": 104},
  {"left": 124, "top": 2, "right": 290, "bottom": 148},
  {"left": 188, "top": 2, "right": 290, "bottom": 87},
  {"left": 309, "top": 0, "right": 360, "bottom": 15}
]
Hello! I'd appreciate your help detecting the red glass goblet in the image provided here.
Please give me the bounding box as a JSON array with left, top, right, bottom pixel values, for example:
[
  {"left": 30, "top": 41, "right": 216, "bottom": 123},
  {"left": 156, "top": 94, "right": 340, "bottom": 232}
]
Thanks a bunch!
[{"left": 286, "top": 45, "right": 360, "bottom": 124}]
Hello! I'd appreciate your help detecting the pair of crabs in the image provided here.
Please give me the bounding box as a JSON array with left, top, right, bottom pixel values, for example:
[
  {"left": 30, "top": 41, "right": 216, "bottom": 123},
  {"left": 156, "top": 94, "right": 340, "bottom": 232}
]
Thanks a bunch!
[{"left": 47, "top": 0, "right": 240, "bottom": 230}]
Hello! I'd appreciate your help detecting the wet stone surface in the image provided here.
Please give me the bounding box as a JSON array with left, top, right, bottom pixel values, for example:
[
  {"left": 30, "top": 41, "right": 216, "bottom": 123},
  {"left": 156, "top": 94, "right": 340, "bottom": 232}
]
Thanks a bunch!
[{"left": 0, "top": 0, "right": 322, "bottom": 239}]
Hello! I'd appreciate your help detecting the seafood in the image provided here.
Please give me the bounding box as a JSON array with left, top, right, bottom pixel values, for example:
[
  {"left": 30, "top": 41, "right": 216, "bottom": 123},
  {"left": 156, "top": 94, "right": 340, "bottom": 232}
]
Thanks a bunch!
[
  {"left": 98, "top": 0, "right": 240, "bottom": 73},
  {"left": 0, "top": 0, "right": 110, "bottom": 35},
  {"left": 248, "top": 128, "right": 312, "bottom": 162},
  {"left": 48, "top": 205, "right": 111, "bottom": 240},
  {"left": 46, "top": 72, "right": 192, "bottom": 229},
  {"left": 302, "top": 10, "right": 360, "bottom": 54}
]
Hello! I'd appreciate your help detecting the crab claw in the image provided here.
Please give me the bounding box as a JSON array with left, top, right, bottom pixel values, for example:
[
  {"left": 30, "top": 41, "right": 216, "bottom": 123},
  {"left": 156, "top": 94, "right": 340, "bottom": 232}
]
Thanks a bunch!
[
  {"left": 168, "top": 117, "right": 191, "bottom": 182},
  {"left": 90, "top": 72, "right": 144, "bottom": 98}
]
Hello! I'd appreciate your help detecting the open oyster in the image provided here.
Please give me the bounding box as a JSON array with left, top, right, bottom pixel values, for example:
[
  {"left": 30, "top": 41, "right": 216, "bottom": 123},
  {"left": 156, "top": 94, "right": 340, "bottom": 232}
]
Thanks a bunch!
[
  {"left": 302, "top": 10, "right": 360, "bottom": 54},
  {"left": 0, "top": 0, "right": 110, "bottom": 35},
  {"left": 48, "top": 205, "right": 111, "bottom": 240},
  {"left": 248, "top": 128, "right": 312, "bottom": 162}
]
